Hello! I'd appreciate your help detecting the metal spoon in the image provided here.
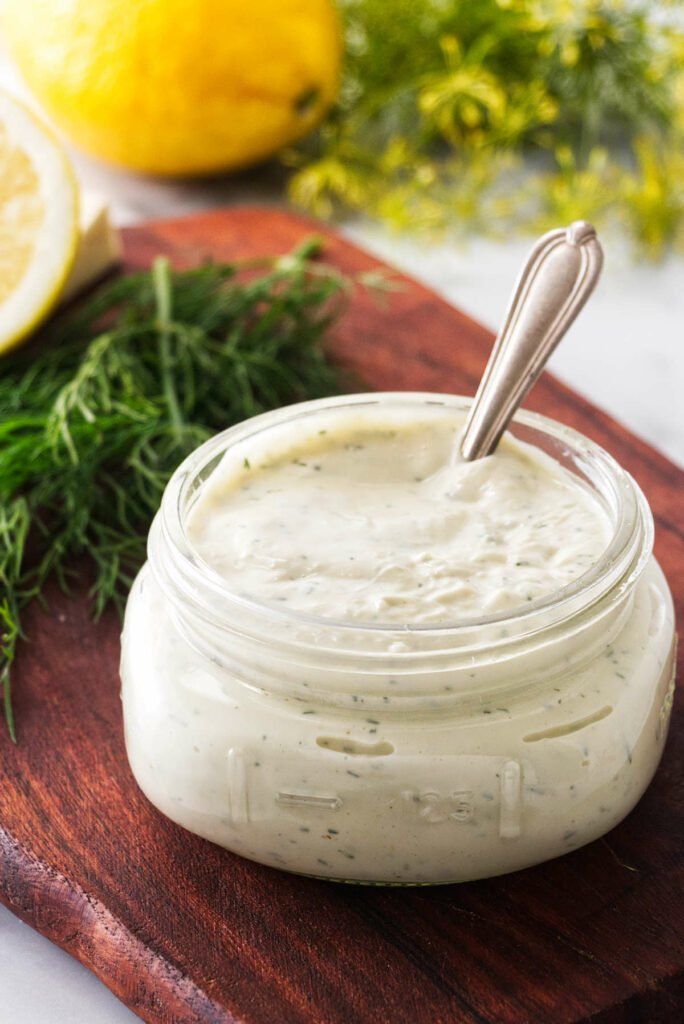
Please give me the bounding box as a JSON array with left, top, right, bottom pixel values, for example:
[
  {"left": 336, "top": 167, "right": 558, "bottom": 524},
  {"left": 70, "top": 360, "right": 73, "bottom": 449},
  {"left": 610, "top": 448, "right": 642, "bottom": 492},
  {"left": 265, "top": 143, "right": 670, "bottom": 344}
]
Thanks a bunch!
[{"left": 459, "top": 221, "right": 603, "bottom": 461}]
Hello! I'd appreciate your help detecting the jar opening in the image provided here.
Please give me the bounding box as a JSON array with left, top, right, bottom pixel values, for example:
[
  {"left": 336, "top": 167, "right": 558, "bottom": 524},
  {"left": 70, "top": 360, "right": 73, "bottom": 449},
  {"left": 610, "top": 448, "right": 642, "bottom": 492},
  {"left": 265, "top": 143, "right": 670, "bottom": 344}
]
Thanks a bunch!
[{"left": 149, "top": 393, "right": 653, "bottom": 682}]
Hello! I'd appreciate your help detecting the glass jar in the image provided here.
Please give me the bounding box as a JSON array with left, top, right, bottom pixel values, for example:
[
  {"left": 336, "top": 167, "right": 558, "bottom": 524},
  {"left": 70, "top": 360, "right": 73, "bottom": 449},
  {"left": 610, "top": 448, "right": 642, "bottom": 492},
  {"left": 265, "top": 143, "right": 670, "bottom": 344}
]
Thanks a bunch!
[{"left": 120, "top": 393, "right": 676, "bottom": 885}]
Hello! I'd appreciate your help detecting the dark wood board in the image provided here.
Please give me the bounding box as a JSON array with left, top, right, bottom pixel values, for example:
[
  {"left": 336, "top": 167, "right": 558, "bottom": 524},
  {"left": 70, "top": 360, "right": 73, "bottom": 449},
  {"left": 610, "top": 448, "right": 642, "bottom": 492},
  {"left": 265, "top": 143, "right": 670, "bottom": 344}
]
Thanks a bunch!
[{"left": 0, "top": 207, "right": 682, "bottom": 1024}]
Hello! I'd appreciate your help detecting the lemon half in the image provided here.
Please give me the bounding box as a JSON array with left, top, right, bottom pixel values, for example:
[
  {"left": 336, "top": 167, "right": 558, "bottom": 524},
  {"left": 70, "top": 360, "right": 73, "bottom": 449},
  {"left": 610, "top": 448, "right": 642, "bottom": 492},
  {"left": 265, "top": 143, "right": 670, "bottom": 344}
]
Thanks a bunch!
[{"left": 0, "top": 90, "right": 78, "bottom": 355}]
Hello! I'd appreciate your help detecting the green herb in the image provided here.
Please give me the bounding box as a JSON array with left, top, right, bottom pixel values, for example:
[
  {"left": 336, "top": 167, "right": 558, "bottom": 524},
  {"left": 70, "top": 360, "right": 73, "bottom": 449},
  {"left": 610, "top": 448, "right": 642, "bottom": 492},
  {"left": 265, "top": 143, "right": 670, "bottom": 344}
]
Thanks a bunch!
[
  {"left": 0, "top": 240, "right": 348, "bottom": 740},
  {"left": 287, "top": 0, "right": 684, "bottom": 256},
  {"left": 601, "top": 838, "right": 639, "bottom": 873}
]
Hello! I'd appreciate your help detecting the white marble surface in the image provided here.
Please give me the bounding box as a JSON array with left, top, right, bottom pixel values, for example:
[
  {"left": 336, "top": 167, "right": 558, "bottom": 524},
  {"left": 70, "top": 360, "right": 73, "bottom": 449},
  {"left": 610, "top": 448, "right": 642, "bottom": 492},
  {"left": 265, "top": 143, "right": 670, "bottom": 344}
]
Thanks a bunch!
[{"left": 1, "top": 45, "right": 683, "bottom": 1024}]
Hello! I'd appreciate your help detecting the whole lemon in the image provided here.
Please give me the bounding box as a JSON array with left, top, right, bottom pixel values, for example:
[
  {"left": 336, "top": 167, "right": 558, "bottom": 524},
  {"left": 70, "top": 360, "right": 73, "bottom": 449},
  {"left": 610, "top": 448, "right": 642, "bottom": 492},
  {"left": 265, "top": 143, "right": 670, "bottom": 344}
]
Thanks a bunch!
[{"left": 2, "top": 0, "right": 342, "bottom": 176}]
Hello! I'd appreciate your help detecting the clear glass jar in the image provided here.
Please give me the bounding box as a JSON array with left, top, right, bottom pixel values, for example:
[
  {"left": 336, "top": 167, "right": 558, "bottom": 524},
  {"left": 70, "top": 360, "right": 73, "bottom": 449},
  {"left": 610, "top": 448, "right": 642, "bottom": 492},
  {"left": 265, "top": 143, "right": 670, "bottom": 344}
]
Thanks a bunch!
[{"left": 120, "top": 394, "right": 676, "bottom": 885}]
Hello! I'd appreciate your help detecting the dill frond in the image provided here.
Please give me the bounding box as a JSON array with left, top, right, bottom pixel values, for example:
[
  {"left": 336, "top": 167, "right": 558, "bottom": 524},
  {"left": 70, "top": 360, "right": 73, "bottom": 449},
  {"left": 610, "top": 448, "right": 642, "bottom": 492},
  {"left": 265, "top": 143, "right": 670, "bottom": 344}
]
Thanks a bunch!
[
  {"left": 0, "top": 241, "right": 348, "bottom": 740},
  {"left": 289, "top": 0, "right": 684, "bottom": 256}
]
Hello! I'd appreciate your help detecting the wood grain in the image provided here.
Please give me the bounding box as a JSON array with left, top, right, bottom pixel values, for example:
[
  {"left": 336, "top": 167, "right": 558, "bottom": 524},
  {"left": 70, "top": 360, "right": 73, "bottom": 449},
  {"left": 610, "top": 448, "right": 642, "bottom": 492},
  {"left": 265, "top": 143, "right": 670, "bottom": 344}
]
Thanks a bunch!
[{"left": 0, "top": 207, "right": 682, "bottom": 1024}]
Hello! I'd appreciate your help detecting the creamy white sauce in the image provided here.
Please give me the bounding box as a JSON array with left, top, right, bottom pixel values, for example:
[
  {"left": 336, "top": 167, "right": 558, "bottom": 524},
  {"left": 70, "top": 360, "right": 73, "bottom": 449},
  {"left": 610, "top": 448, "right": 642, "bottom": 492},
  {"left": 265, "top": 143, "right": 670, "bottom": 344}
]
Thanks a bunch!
[
  {"left": 120, "top": 398, "right": 675, "bottom": 884},
  {"left": 187, "top": 415, "right": 612, "bottom": 622}
]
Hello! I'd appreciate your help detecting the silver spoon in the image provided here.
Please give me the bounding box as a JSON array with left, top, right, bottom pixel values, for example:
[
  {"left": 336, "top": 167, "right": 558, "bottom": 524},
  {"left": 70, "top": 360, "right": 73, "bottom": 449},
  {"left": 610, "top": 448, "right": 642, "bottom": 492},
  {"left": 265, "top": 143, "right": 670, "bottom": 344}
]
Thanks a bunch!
[{"left": 459, "top": 221, "right": 603, "bottom": 461}]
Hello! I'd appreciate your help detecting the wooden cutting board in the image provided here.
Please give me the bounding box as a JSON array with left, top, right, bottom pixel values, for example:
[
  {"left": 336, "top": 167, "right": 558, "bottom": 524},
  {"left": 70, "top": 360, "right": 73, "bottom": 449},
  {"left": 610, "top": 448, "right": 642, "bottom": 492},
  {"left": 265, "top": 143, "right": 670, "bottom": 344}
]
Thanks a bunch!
[{"left": 0, "top": 207, "right": 682, "bottom": 1024}]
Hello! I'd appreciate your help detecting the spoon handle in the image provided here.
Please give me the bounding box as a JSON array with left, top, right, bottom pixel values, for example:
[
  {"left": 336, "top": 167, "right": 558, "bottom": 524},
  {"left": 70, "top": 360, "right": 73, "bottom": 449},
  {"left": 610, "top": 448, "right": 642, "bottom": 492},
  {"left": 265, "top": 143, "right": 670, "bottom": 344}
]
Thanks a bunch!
[{"left": 459, "top": 221, "right": 603, "bottom": 461}]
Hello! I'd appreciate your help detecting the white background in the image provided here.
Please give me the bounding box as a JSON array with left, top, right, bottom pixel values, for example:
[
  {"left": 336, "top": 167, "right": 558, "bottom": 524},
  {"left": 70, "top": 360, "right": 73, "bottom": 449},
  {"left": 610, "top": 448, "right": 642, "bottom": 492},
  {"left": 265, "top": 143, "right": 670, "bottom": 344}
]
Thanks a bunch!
[{"left": 1, "top": 41, "right": 682, "bottom": 1024}]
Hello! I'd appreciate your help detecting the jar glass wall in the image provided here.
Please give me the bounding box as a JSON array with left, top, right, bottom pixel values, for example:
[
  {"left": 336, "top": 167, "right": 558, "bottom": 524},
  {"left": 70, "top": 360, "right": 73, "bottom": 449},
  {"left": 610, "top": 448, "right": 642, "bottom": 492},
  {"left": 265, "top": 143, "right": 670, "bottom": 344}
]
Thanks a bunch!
[{"left": 120, "top": 394, "right": 676, "bottom": 884}]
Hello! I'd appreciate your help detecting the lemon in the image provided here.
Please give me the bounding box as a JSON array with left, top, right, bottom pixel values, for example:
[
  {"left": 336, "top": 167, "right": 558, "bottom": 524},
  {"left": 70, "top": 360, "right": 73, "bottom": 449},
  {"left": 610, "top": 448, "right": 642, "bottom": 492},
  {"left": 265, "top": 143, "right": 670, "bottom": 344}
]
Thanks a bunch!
[
  {"left": 0, "top": 89, "right": 78, "bottom": 356},
  {"left": 2, "top": 0, "right": 343, "bottom": 177}
]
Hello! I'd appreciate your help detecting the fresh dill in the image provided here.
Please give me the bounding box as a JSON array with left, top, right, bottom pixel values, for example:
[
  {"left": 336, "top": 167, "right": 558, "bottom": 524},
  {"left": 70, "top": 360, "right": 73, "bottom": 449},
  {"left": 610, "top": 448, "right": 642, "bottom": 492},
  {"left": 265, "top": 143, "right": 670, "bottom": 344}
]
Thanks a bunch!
[
  {"left": 289, "top": 0, "right": 684, "bottom": 256},
  {"left": 0, "top": 239, "right": 347, "bottom": 741}
]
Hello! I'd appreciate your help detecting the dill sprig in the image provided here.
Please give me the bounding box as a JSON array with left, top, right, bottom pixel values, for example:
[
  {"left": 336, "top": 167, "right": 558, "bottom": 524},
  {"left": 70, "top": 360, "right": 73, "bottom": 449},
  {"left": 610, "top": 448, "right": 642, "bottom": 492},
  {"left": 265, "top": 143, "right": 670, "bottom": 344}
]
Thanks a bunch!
[
  {"left": 288, "top": 0, "right": 684, "bottom": 256},
  {"left": 0, "top": 240, "right": 347, "bottom": 741}
]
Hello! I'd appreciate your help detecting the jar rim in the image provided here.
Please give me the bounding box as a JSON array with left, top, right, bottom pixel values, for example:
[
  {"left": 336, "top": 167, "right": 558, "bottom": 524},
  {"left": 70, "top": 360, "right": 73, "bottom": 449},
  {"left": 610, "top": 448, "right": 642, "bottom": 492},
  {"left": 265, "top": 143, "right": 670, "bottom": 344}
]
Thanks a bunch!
[{"left": 152, "top": 392, "right": 653, "bottom": 654}]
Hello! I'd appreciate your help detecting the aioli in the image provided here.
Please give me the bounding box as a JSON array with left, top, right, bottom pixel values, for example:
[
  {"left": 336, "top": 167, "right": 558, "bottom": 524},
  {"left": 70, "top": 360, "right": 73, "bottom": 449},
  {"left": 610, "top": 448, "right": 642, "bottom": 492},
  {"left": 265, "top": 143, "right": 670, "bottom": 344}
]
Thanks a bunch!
[
  {"left": 187, "top": 414, "right": 612, "bottom": 622},
  {"left": 121, "top": 396, "right": 675, "bottom": 884}
]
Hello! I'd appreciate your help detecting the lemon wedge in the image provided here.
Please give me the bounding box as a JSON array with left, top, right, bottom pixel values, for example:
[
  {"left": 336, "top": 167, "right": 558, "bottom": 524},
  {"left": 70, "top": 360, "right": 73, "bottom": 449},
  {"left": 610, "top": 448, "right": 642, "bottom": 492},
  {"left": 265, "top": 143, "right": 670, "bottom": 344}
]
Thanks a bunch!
[
  {"left": 62, "top": 193, "right": 122, "bottom": 304},
  {"left": 0, "top": 89, "right": 78, "bottom": 355}
]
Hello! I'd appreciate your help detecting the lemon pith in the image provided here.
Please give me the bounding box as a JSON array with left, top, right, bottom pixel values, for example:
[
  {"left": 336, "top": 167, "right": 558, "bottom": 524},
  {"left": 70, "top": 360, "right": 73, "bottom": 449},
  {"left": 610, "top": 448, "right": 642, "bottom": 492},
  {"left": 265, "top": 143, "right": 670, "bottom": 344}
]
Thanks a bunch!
[
  {"left": 3, "top": 0, "right": 343, "bottom": 177},
  {"left": 0, "top": 90, "right": 79, "bottom": 355}
]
